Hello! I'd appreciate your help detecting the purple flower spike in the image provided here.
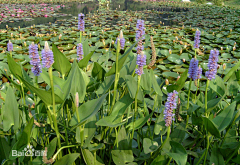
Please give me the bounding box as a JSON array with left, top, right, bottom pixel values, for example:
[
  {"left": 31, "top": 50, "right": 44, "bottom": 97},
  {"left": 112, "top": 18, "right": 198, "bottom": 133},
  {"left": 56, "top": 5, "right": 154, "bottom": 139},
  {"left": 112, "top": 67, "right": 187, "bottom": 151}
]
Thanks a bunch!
[
  {"left": 188, "top": 58, "right": 199, "bottom": 80},
  {"left": 135, "top": 51, "right": 146, "bottom": 76},
  {"left": 7, "top": 40, "right": 13, "bottom": 51},
  {"left": 77, "top": 43, "right": 83, "bottom": 61},
  {"left": 115, "top": 30, "right": 125, "bottom": 50},
  {"left": 194, "top": 29, "right": 201, "bottom": 49},
  {"left": 164, "top": 90, "right": 178, "bottom": 127},
  {"left": 205, "top": 49, "right": 219, "bottom": 80},
  {"left": 136, "top": 19, "right": 145, "bottom": 55},
  {"left": 197, "top": 65, "right": 202, "bottom": 79},
  {"left": 78, "top": 13, "right": 85, "bottom": 31},
  {"left": 29, "top": 42, "right": 42, "bottom": 76},
  {"left": 41, "top": 41, "right": 54, "bottom": 69}
]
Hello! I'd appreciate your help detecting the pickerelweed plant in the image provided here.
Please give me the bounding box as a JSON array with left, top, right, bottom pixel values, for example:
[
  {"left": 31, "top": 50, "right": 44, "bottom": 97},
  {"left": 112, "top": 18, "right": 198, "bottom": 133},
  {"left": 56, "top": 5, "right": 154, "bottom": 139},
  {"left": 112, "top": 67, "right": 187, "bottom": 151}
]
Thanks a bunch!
[{"left": 1, "top": 9, "right": 240, "bottom": 165}]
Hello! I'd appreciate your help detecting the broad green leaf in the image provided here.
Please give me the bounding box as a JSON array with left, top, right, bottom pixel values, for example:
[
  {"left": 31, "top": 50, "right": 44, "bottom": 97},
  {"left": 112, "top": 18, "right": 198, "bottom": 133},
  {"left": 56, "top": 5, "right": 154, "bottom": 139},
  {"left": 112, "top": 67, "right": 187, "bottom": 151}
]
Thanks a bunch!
[
  {"left": 7, "top": 55, "right": 22, "bottom": 78},
  {"left": 125, "top": 75, "right": 144, "bottom": 102},
  {"left": 127, "top": 112, "right": 153, "bottom": 131},
  {"left": 150, "top": 69, "right": 163, "bottom": 96},
  {"left": 78, "top": 50, "right": 95, "bottom": 68},
  {"left": 92, "top": 62, "right": 106, "bottom": 81},
  {"left": 165, "top": 141, "right": 187, "bottom": 165},
  {"left": 227, "top": 81, "right": 239, "bottom": 96},
  {"left": 106, "top": 37, "right": 142, "bottom": 77},
  {"left": 96, "top": 75, "right": 115, "bottom": 95},
  {"left": 223, "top": 59, "right": 240, "bottom": 82},
  {"left": 154, "top": 111, "right": 166, "bottom": 135},
  {"left": 3, "top": 86, "right": 19, "bottom": 131},
  {"left": 209, "top": 75, "right": 226, "bottom": 96},
  {"left": 52, "top": 43, "right": 71, "bottom": 77},
  {"left": 111, "top": 93, "right": 133, "bottom": 117},
  {"left": 0, "top": 136, "right": 11, "bottom": 161},
  {"left": 17, "top": 118, "right": 34, "bottom": 149},
  {"left": 212, "top": 102, "right": 236, "bottom": 132},
  {"left": 206, "top": 97, "right": 222, "bottom": 113},
  {"left": 111, "top": 127, "right": 134, "bottom": 165},
  {"left": 151, "top": 155, "right": 169, "bottom": 165},
  {"left": 82, "top": 149, "right": 104, "bottom": 165},
  {"left": 69, "top": 61, "right": 86, "bottom": 103},
  {"left": 210, "top": 143, "right": 225, "bottom": 165},
  {"left": 54, "top": 153, "right": 80, "bottom": 165},
  {"left": 141, "top": 69, "right": 152, "bottom": 92},
  {"left": 96, "top": 116, "right": 126, "bottom": 127},
  {"left": 170, "top": 123, "right": 186, "bottom": 143},
  {"left": 143, "top": 138, "right": 158, "bottom": 154},
  {"left": 167, "top": 69, "right": 188, "bottom": 92},
  {"left": 202, "top": 117, "right": 220, "bottom": 138},
  {"left": 83, "top": 39, "right": 90, "bottom": 56},
  {"left": 70, "top": 94, "right": 108, "bottom": 129},
  {"left": 47, "top": 137, "right": 58, "bottom": 159},
  {"left": 17, "top": 76, "right": 63, "bottom": 106}
]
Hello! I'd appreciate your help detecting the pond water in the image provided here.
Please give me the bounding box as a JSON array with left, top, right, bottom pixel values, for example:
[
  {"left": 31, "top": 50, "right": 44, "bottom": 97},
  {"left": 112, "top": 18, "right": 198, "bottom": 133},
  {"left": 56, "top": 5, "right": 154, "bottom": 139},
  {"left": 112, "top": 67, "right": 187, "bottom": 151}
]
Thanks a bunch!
[{"left": 0, "top": 0, "right": 187, "bottom": 29}]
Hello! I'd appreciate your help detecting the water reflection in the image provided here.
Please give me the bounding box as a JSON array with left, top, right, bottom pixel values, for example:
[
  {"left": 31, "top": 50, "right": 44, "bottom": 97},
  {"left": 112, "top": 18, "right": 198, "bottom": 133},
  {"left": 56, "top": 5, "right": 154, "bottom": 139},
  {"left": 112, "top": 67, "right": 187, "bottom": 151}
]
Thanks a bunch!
[{"left": 0, "top": 0, "right": 186, "bottom": 29}]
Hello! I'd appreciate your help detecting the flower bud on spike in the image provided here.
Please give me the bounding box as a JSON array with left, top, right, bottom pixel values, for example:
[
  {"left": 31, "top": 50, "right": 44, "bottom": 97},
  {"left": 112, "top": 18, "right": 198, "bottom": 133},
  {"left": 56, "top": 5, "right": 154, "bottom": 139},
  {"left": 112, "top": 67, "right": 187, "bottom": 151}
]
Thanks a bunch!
[
  {"left": 223, "top": 63, "right": 226, "bottom": 70},
  {"left": 165, "top": 79, "right": 169, "bottom": 85},
  {"left": 75, "top": 92, "right": 79, "bottom": 108}
]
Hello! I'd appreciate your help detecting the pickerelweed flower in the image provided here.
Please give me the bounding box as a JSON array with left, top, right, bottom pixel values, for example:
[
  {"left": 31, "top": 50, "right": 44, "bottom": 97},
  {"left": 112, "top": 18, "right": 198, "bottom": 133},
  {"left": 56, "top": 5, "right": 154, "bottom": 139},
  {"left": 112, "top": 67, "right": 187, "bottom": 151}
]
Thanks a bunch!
[
  {"left": 188, "top": 58, "right": 199, "bottom": 80},
  {"left": 164, "top": 90, "right": 178, "bottom": 127},
  {"left": 194, "top": 29, "right": 201, "bottom": 49},
  {"left": 136, "top": 19, "right": 145, "bottom": 55},
  {"left": 115, "top": 30, "right": 125, "bottom": 50},
  {"left": 205, "top": 49, "right": 219, "bottom": 80},
  {"left": 197, "top": 65, "right": 202, "bottom": 79},
  {"left": 29, "top": 42, "right": 42, "bottom": 76},
  {"left": 41, "top": 41, "right": 54, "bottom": 69},
  {"left": 77, "top": 43, "right": 83, "bottom": 61},
  {"left": 135, "top": 51, "right": 146, "bottom": 76},
  {"left": 7, "top": 40, "right": 13, "bottom": 51},
  {"left": 78, "top": 13, "right": 85, "bottom": 31}
]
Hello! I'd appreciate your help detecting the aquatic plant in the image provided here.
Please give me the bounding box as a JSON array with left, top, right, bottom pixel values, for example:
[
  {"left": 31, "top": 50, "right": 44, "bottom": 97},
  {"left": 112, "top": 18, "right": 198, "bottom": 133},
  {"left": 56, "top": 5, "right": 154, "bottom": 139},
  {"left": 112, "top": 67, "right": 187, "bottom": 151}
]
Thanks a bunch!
[
  {"left": 164, "top": 90, "right": 178, "bottom": 127},
  {"left": 29, "top": 42, "right": 42, "bottom": 76},
  {"left": 41, "top": 41, "right": 54, "bottom": 68}
]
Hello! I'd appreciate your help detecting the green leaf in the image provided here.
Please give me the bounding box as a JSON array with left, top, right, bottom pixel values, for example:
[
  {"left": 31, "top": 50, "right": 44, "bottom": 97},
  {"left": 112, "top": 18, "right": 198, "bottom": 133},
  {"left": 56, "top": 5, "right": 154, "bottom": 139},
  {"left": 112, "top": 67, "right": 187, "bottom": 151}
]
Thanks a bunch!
[
  {"left": 210, "top": 143, "right": 225, "bottom": 165},
  {"left": 92, "top": 62, "right": 106, "bottom": 81},
  {"left": 223, "top": 59, "right": 240, "bottom": 82},
  {"left": 209, "top": 75, "right": 226, "bottom": 96},
  {"left": 70, "top": 94, "right": 108, "bottom": 129},
  {"left": 150, "top": 69, "right": 163, "bottom": 96},
  {"left": 167, "top": 69, "right": 188, "bottom": 92},
  {"left": 52, "top": 43, "right": 71, "bottom": 77},
  {"left": 125, "top": 75, "right": 144, "bottom": 102},
  {"left": 0, "top": 136, "right": 11, "bottom": 161},
  {"left": 165, "top": 141, "right": 187, "bottom": 165},
  {"left": 17, "top": 76, "right": 63, "bottom": 106},
  {"left": 151, "top": 155, "right": 169, "bottom": 165},
  {"left": 154, "top": 111, "right": 166, "bottom": 135},
  {"left": 96, "top": 75, "right": 115, "bottom": 95},
  {"left": 47, "top": 137, "right": 58, "bottom": 159},
  {"left": 227, "top": 81, "right": 239, "bottom": 96},
  {"left": 212, "top": 102, "right": 236, "bottom": 132},
  {"left": 69, "top": 61, "right": 86, "bottom": 103},
  {"left": 96, "top": 116, "right": 127, "bottom": 127},
  {"left": 54, "top": 153, "right": 80, "bottom": 165},
  {"left": 143, "top": 138, "right": 158, "bottom": 154},
  {"left": 170, "top": 123, "right": 186, "bottom": 143},
  {"left": 127, "top": 111, "right": 153, "bottom": 131},
  {"left": 202, "top": 117, "right": 220, "bottom": 138},
  {"left": 141, "top": 69, "right": 152, "bottom": 92},
  {"left": 83, "top": 39, "right": 90, "bottom": 56},
  {"left": 78, "top": 50, "right": 95, "bottom": 68},
  {"left": 2, "top": 86, "right": 19, "bottom": 131},
  {"left": 17, "top": 118, "right": 34, "bottom": 149},
  {"left": 7, "top": 55, "right": 22, "bottom": 78},
  {"left": 82, "top": 149, "right": 104, "bottom": 165},
  {"left": 106, "top": 38, "right": 141, "bottom": 77},
  {"left": 111, "top": 93, "right": 133, "bottom": 117}
]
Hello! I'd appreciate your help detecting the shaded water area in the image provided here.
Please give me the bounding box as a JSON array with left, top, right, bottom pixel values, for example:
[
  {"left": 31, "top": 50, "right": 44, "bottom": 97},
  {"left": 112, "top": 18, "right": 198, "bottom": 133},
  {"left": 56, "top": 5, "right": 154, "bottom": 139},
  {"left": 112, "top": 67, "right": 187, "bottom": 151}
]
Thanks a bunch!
[{"left": 0, "top": 0, "right": 188, "bottom": 29}]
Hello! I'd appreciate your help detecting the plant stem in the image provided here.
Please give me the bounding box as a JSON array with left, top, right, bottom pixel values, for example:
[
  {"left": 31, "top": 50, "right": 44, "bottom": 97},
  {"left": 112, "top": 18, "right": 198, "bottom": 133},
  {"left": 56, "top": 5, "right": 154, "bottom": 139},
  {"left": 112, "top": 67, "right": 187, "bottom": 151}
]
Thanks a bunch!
[
  {"left": 131, "top": 75, "right": 141, "bottom": 146},
  {"left": 80, "top": 31, "right": 82, "bottom": 43},
  {"left": 205, "top": 80, "right": 210, "bottom": 116},
  {"left": 203, "top": 135, "right": 210, "bottom": 165},
  {"left": 186, "top": 78, "right": 192, "bottom": 129},
  {"left": 109, "top": 39, "right": 120, "bottom": 115},
  {"left": 194, "top": 79, "right": 200, "bottom": 103},
  {"left": 49, "top": 66, "right": 62, "bottom": 158}
]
